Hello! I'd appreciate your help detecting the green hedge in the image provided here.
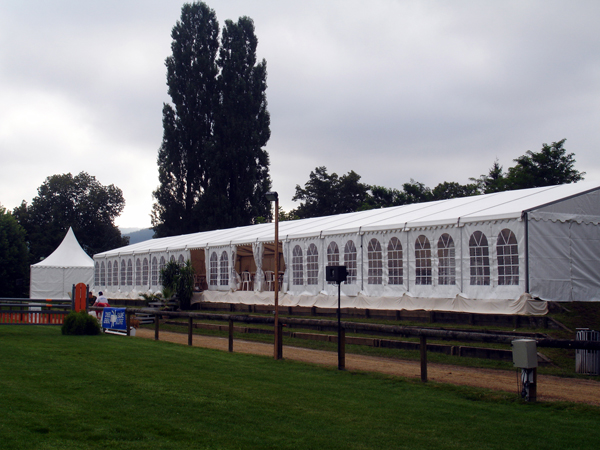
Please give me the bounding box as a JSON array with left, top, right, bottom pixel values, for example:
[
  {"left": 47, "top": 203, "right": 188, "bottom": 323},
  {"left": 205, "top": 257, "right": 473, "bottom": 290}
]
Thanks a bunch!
[{"left": 61, "top": 311, "right": 101, "bottom": 335}]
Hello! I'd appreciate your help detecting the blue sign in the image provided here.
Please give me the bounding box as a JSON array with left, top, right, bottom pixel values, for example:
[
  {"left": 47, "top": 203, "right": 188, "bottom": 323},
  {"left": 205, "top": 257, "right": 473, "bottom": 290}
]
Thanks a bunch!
[{"left": 101, "top": 308, "right": 127, "bottom": 331}]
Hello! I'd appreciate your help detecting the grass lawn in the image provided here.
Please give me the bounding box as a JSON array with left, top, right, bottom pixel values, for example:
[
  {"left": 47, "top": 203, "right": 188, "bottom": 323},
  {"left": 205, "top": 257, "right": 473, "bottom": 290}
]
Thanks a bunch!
[{"left": 1, "top": 326, "right": 599, "bottom": 450}]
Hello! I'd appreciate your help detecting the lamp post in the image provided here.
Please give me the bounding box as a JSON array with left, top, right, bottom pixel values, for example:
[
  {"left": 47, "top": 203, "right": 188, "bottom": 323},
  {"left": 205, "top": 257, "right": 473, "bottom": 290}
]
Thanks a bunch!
[{"left": 265, "top": 191, "right": 282, "bottom": 359}]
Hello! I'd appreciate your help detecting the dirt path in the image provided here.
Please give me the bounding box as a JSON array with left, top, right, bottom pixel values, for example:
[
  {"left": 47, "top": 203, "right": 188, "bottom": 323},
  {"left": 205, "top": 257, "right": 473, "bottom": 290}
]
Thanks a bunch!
[{"left": 134, "top": 328, "right": 600, "bottom": 406}]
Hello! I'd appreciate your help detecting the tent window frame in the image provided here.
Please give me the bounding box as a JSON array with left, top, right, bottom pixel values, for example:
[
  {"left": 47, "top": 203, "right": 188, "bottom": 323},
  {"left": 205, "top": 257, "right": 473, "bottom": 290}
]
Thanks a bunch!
[
  {"left": 127, "top": 259, "right": 133, "bottom": 286},
  {"left": 292, "top": 245, "right": 304, "bottom": 286},
  {"left": 497, "top": 228, "right": 519, "bottom": 286},
  {"left": 367, "top": 238, "right": 383, "bottom": 285},
  {"left": 135, "top": 258, "right": 142, "bottom": 286},
  {"left": 209, "top": 252, "right": 218, "bottom": 286},
  {"left": 307, "top": 243, "right": 319, "bottom": 285},
  {"left": 120, "top": 260, "right": 126, "bottom": 286},
  {"left": 112, "top": 260, "right": 119, "bottom": 287},
  {"left": 219, "top": 251, "right": 229, "bottom": 286},
  {"left": 387, "top": 236, "right": 403, "bottom": 285},
  {"left": 142, "top": 258, "right": 149, "bottom": 286},
  {"left": 415, "top": 235, "right": 432, "bottom": 285},
  {"left": 344, "top": 240, "right": 357, "bottom": 284},
  {"left": 100, "top": 262, "right": 106, "bottom": 286},
  {"left": 469, "top": 231, "right": 490, "bottom": 286},
  {"left": 327, "top": 241, "right": 340, "bottom": 285},
  {"left": 150, "top": 257, "right": 157, "bottom": 286},
  {"left": 107, "top": 261, "right": 112, "bottom": 287},
  {"left": 438, "top": 233, "right": 456, "bottom": 286}
]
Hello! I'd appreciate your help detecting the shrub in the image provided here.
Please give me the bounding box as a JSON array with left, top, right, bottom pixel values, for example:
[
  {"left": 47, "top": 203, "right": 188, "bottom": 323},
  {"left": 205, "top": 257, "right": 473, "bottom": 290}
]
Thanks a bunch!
[
  {"left": 61, "top": 311, "right": 101, "bottom": 335},
  {"left": 160, "top": 260, "right": 195, "bottom": 310}
]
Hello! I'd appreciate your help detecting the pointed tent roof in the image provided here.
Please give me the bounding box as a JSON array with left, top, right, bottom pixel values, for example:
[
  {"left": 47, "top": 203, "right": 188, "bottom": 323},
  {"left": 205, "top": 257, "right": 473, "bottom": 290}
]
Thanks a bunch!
[{"left": 33, "top": 227, "right": 94, "bottom": 268}]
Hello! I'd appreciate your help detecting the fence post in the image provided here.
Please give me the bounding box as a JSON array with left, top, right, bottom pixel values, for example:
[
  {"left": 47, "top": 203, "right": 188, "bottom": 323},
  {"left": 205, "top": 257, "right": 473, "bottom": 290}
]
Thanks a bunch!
[
  {"left": 126, "top": 311, "right": 131, "bottom": 336},
  {"left": 188, "top": 316, "right": 193, "bottom": 346},
  {"left": 229, "top": 318, "right": 234, "bottom": 352},
  {"left": 277, "top": 321, "right": 283, "bottom": 359},
  {"left": 154, "top": 314, "right": 159, "bottom": 341},
  {"left": 338, "top": 327, "right": 345, "bottom": 370},
  {"left": 420, "top": 336, "right": 428, "bottom": 382}
]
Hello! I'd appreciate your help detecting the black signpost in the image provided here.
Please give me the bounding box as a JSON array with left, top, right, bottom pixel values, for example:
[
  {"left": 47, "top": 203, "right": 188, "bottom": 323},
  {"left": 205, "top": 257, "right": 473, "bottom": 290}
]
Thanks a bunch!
[{"left": 326, "top": 265, "right": 347, "bottom": 370}]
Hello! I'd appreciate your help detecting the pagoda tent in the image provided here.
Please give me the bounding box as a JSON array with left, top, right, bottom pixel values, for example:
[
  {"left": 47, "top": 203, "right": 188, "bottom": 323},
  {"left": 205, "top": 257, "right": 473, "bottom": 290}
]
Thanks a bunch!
[{"left": 30, "top": 228, "right": 94, "bottom": 299}]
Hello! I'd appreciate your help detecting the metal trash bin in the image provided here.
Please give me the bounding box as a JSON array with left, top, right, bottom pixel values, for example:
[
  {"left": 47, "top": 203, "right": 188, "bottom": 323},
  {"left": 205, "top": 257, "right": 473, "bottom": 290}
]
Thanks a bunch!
[{"left": 576, "top": 328, "right": 600, "bottom": 375}]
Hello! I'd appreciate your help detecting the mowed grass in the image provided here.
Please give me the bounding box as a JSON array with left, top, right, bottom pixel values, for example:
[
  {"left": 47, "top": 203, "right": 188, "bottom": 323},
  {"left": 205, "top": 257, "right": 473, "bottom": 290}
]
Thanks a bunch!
[{"left": 1, "top": 327, "right": 599, "bottom": 450}]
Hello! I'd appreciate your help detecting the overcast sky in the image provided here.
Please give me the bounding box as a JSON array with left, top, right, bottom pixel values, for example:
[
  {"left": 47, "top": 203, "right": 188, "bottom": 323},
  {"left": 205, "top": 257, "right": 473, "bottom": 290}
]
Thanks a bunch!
[{"left": 1, "top": 0, "right": 599, "bottom": 230}]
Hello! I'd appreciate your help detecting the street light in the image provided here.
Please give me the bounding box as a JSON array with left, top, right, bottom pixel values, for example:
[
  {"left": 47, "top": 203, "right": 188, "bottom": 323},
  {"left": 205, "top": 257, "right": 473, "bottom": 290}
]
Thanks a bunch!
[{"left": 265, "top": 191, "right": 282, "bottom": 359}]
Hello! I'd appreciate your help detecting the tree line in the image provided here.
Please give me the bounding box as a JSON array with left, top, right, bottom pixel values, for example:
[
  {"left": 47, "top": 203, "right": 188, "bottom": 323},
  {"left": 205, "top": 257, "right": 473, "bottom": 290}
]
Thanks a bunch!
[{"left": 287, "top": 139, "right": 584, "bottom": 220}]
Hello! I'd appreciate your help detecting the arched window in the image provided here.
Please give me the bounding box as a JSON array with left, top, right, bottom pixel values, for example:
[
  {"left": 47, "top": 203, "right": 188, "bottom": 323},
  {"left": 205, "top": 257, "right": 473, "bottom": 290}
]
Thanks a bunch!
[
  {"left": 178, "top": 254, "right": 185, "bottom": 265},
  {"left": 307, "top": 244, "right": 319, "bottom": 285},
  {"left": 497, "top": 229, "right": 519, "bottom": 285},
  {"left": 113, "top": 261, "right": 119, "bottom": 287},
  {"left": 209, "top": 252, "right": 218, "bottom": 286},
  {"left": 120, "top": 260, "right": 126, "bottom": 286},
  {"left": 94, "top": 262, "right": 99, "bottom": 286},
  {"left": 469, "top": 231, "right": 490, "bottom": 285},
  {"left": 135, "top": 259, "right": 142, "bottom": 286},
  {"left": 388, "top": 237, "right": 403, "bottom": 285},
  {"left": 170, "top": 255, "right": 175, "bottom": 263},
  {"left": 327, "top": 242, "right": 339, "bottom": 285},
  {"left": 159, "top": 256, "right": 166, "bottom": 285},
  {"left": 367, "top": 238, "right": 383, "bottom": 285},
  {"left": 415, "top": 235, "right": 432, "bottom": 285},
  {"left": 438, "top": 233, "right": 455, "bottom": 285},
  {"left": 100, "top": 262, "right": 106, "bottom": 286},
  {"left": 344, "top": 240, "right": 357, "bottom": 284},
  {"left": 127, "top": 259, "right": 133, "bottom": 286},
  {"left": 143, "top": 258, "right": 149, "bottom": 286},
  {"left": 151, "top": 257, "right": 158, "bottom": 286},
  {"left": 292, "top": 245, "right": 303, "bottom": 285},
  {"left": 107, "top": 261, "right": 112, "bottom": 287},
  {"left": 219, "top": 251, "right": 229, "bottom": 286}
]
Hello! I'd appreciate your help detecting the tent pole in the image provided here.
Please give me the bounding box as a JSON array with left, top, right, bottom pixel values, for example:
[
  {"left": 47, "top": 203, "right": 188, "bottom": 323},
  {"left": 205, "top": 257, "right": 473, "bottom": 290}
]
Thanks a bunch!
[{"left": 524, "top": 212, "right": 530, "bottom": 293}]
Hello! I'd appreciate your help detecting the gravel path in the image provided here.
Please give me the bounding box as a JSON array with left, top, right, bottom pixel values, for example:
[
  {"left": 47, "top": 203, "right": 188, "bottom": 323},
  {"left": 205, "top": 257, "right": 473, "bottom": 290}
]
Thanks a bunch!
[{"left": 134, "top": 328, "right": 600, "bottom": 406}]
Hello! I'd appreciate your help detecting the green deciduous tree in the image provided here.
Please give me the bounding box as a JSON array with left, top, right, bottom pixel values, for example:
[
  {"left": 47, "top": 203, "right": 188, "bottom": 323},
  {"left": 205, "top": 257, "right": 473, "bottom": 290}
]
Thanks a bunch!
[
  {"left": 152, "top": 3, "right": 271, "bottom": 237},
  {"left": 0, "top": 205, "right": 29, "bottom": 297},
  {"left": 13, "top": 172, "right": 127, "bottom": 265},
  {"left": 431, "top": 181, "right": 479, "bottom": 200},
  {"left": 292, "top": 167, "right": 369, "bottom": 219},
  {"left": 505, "top": 139, "right": 584, "bottom": 189}
]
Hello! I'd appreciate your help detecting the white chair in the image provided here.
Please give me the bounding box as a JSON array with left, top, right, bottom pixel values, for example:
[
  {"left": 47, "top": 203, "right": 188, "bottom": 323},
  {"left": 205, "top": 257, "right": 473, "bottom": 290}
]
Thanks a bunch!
[
  {"left": 264, "top": 271, "right": 274, "bottom": 291},
  {"left": 241, "top": 271, "right": 252, "bottom": 291}
]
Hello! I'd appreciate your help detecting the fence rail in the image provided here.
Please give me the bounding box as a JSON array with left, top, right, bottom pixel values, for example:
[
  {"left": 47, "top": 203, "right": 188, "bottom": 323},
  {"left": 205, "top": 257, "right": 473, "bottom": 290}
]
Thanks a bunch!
[
  {"left": 121, "top": 307, "right": 600, "bottom": 385},
  {"left": 0, "top": 298, "right": 74, "bottom": 325}
]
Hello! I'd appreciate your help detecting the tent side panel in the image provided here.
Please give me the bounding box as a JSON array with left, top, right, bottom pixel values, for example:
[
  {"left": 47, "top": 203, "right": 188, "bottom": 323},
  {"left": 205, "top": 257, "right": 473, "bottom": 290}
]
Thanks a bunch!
[
  {"left": 570, "top": 222, "right": 600, "bottom": 301},
  {"left": 30, "top": 266, "right": 65, "bottom": 299},
  {"left": 528, "top": 219, "right": 572, "bottom": 302},
  {"left": 529, "top": 189, "right": 600, "bottom": 302}
]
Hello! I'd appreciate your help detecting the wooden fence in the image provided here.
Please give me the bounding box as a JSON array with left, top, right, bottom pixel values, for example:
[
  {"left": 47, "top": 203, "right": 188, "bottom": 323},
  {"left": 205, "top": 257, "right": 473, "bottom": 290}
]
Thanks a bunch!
[{"left": 122, "top": 308, "right": 600, "bottom": 384}]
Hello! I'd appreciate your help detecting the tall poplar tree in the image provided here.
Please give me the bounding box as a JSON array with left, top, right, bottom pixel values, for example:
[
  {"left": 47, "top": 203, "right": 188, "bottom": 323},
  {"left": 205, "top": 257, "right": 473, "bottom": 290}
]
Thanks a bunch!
[{"left": 152, "top": 3, "right": 271, "bottom": 237}]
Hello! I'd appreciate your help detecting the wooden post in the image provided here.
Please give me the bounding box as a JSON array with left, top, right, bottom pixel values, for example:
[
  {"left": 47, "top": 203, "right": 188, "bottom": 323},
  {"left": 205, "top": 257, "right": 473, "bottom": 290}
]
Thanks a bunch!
[
  {"left": 530, "top": 368, "right": 537, "bottom": 402},
  {"left": 126, "top": 311, "right": 131, "bottom": 336},
  {"left": 188, "top": 316, "right": 193, "bottom": 346},
  {"left": 420, "top": 336, "right": 428, "bottom": 382},
  {"left": 277, "top": 321, "right": 283, "bottom": 358},
  {"left": 229, "top": 319, "right": 234, "bottom": 352},
  {"left": 338, "top": 327, "right": 345, "bottom": 370},
  {"left": 154, "top": 314, "right": 159, "bottom": 341}
]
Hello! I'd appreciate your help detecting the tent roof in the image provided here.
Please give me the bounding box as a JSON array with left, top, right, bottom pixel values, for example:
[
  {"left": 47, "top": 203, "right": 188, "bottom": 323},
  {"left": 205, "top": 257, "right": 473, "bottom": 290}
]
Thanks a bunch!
[
  {"left": 95, "top": 181, "right": 600, "bottom": 258},
  {"left": 33, "top": 227, "right": 94, "bottom": 268}
]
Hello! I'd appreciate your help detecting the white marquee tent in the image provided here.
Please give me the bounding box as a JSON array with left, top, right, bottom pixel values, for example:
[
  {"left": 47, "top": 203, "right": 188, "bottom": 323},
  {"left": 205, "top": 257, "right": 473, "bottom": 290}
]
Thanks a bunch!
[
  {"left": 93, "top": 182, "right": 600, "bottom": 315},
  {"left": 30, "top": 227, "right": 94, "bottom": 299}
]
